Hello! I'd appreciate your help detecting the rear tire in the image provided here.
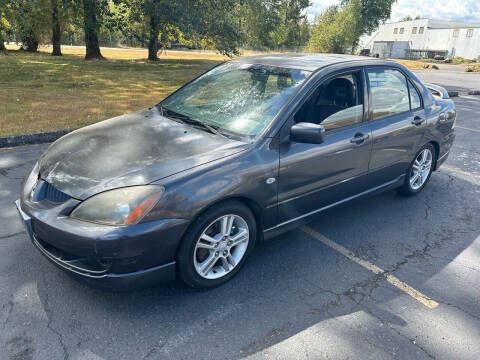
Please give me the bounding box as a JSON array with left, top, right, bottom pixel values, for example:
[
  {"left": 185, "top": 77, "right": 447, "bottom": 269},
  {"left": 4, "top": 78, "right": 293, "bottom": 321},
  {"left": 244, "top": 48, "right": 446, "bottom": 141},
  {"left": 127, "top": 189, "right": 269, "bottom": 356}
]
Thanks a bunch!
[
  {"left": 398, "top": 143, "right": 435, "bottom": 196},
  {"left": 176, "top": 200, "right": 256, "bottom": 289}
]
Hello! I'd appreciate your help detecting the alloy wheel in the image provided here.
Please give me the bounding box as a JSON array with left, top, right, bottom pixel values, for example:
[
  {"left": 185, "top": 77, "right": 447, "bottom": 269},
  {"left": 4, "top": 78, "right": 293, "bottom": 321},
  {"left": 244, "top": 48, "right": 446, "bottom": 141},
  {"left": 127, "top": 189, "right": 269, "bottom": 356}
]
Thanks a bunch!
[
  {"left": 193, "top": 214, "right": 249, "bottom": 280},
  {"left": 410, "top": 148, "right": 433, "bottom": 190}
]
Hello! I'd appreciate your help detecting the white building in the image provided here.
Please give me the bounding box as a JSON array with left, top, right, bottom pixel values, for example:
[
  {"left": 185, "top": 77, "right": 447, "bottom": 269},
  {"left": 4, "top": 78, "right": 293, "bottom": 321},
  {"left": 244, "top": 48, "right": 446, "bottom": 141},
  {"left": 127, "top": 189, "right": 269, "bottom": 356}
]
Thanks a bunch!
[{"left": 359, "top": 19, "right": 480, "bottom": 60}]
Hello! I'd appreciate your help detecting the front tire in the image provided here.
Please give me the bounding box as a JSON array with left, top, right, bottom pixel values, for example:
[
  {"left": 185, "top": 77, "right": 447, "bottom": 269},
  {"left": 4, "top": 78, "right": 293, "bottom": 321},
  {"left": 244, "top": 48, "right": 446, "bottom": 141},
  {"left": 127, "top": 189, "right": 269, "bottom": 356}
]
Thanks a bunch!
[
  {"left": 177, "top": 200, "right": 256, "bottom": 288},
  {"left": 398, "top": 143, "right": 435, "bottom": 196}
]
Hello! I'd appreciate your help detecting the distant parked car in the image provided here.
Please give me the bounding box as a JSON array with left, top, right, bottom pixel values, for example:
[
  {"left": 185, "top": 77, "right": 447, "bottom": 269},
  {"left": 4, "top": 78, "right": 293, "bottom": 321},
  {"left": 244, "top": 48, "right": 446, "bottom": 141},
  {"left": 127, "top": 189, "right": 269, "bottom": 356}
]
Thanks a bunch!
[
  {"left": 359, "top": 49, "right": 370, "bottom": 56},
  {"left": 16, "top": 54, "right": 456, "bottom": 290}
]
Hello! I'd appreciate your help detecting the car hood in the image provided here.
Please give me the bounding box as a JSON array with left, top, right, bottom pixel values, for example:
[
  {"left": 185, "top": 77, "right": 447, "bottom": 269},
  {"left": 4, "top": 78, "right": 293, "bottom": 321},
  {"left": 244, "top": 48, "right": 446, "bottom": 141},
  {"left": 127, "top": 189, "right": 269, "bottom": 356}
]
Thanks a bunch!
[{"left": 38, "top": 107, "right": 249, "bottom": 200}]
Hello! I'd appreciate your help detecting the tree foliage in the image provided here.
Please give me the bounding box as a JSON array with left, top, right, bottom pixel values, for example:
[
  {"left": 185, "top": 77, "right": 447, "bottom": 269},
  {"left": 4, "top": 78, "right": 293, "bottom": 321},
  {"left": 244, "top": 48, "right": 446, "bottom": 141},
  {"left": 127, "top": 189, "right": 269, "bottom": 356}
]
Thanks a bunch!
[
  {"left": 0, "top": 0, "right": 13, "bottom": 50},
  {"left": 237, "top": 0, "right": 310, "bottom": 50},
  {"left": 0, "top": 0, "right": 397, "bottom": 58},
  {"left": 8, "top": 0, "right": 51, "bottom": 51},
  {"left": 308, "top": 2, "right": 360, "bottom": 53},
  {"left": 309, "top": 0, "right": 396, "bottom": 53}
]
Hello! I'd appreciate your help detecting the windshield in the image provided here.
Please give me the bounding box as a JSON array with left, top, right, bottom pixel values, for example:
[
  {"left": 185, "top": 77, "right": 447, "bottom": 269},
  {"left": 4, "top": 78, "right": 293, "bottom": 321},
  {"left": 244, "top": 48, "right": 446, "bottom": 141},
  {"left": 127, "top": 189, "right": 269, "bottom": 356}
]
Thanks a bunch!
[{"left": 161, "top": 62, "right": 311, "bottom": 137}]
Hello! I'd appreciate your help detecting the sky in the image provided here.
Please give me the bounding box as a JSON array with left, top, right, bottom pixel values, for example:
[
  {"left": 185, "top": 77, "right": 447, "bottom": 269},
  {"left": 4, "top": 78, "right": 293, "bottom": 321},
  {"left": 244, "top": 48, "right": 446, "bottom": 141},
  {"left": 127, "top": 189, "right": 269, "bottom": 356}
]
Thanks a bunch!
[{"left": 307, "top": 0, "right": 480, "bottom": 23}]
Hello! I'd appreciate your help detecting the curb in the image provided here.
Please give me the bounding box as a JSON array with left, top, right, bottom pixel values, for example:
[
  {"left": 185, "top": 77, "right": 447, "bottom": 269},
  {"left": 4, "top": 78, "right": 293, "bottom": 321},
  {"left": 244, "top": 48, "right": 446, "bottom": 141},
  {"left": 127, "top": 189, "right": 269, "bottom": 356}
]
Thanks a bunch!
[{"left": 0, "top": 129, "right": 73, "bottom": 148}]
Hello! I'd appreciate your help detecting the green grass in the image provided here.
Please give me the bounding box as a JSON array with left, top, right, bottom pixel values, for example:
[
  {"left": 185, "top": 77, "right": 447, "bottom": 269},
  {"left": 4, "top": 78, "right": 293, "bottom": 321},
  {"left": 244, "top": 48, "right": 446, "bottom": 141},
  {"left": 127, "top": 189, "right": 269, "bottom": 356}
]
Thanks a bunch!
[{"left": 0, "top": 48, "right": 223, "bottom": 136}]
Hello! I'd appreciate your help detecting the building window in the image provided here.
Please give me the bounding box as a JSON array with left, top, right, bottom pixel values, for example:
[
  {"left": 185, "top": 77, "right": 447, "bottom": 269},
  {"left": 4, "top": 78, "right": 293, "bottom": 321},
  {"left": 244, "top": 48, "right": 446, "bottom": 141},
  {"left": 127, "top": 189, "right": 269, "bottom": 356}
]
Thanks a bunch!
[
  {"left": 419, "top": 27, "right": 424, "bottom": 34},
  {"left": 394, "top": 28, "right": 398, "bottom": 34},
  {"left": 466, "top": 29, "right": 474, "bottom": 37},
  {"left": 453, "top": 29, "right": 459, "bottom": 38},
  {"left": 400, "top": 28, "right": 404, "bottom": 34},
  {"left": 412, "top": 27, "right": 417, "bottom": 34}
]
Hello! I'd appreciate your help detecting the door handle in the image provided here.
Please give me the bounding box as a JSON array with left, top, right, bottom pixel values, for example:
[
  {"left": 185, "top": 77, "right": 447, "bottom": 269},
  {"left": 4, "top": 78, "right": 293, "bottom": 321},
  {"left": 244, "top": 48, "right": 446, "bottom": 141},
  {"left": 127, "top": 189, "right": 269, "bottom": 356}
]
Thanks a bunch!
[
  {"left": 350, "top": 133, "right": 370, "bottom": 144},
  {"left": 411, "top": 116, "right": 425, "bottom": 126}
]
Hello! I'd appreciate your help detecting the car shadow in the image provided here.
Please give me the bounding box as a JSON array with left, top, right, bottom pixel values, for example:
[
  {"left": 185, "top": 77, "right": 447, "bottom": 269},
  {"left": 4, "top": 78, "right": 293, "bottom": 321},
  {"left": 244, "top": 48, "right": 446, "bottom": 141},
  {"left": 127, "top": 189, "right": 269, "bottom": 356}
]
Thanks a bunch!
[{"left": 10, "top": 167, "right": 475, "bottom": 359}]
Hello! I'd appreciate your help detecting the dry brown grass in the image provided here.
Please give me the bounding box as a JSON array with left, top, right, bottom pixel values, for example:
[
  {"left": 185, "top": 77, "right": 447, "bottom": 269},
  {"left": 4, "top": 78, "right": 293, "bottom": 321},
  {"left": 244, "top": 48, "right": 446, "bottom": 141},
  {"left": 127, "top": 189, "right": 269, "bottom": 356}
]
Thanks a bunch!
[
  {"left": 6, "top": 44, "right": 229, "bottom": 61},
  {"left": 1, "top": 46, "right": 225, "bottom": 136},
  {"left": 393, "top": 59, "right": 433, "bottom": 70}
]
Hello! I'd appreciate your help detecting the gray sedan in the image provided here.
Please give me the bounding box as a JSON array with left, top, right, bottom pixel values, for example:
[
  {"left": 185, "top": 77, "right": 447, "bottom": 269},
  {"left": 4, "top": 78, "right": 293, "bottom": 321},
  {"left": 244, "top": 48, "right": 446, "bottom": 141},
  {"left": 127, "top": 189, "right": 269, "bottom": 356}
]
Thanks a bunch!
[{"left": 16, "top": 54, "right": 456, "bottom": 290}]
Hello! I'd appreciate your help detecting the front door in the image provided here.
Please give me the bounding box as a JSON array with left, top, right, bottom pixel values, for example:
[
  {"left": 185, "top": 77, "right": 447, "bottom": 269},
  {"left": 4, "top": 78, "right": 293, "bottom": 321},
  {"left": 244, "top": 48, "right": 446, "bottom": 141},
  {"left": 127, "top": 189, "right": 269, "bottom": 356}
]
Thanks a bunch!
[{"left": 277, "top": 69, "right": 373, "bottom": 223}]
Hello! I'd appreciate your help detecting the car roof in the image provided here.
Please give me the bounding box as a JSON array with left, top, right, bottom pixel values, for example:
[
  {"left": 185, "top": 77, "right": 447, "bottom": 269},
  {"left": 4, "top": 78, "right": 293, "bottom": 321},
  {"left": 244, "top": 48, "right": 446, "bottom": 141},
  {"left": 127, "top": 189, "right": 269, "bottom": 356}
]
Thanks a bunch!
[{"left": 233, "top": 53, "right": 388, "bottom": 72}]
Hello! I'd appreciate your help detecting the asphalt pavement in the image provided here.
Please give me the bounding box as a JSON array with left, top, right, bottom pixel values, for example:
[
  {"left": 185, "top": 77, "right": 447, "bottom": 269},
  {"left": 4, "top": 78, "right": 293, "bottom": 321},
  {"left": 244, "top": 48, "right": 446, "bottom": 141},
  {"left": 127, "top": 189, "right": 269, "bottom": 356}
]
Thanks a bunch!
[
  {"left": 0, "top": 95, "right": 479, "bottom": 359},
  {"left": 413, "top": 67, "right": 480, "bottom": 94}
]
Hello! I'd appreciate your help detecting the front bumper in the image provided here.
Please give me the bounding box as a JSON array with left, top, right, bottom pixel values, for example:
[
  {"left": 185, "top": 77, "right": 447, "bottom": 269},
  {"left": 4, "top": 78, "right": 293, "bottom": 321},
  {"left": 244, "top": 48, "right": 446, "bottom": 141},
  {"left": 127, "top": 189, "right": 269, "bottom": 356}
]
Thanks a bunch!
[{"left": 15, "top": 199, "right": 187, "bottom": 291}]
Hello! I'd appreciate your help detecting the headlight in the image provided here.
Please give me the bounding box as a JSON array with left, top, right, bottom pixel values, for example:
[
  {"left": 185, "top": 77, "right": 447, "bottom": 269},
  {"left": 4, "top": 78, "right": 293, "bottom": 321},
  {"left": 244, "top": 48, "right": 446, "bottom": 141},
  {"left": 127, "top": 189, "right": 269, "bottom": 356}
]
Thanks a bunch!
[
  {"left": 70, "top": 185, "right": 164, "bottom": 226},
  {"left": 23, "top": 162, "right": 39, "bottom": 200}
]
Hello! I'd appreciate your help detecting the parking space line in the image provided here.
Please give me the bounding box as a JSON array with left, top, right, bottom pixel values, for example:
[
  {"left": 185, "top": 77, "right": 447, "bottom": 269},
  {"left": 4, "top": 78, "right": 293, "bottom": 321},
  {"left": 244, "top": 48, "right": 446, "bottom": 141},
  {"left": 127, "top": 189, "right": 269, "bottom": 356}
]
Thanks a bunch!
[
  {"left": 456, "top": 126, "right": 480, "bottom": 133},
  {"left": 441, "top": 165, "right": 480, "bottom": 180},
  {"left": 459, "top": 95, "right": 480, "bottom": 101},
  {"left": 300, "top": 226, "right": 439, "bottom": 309}
]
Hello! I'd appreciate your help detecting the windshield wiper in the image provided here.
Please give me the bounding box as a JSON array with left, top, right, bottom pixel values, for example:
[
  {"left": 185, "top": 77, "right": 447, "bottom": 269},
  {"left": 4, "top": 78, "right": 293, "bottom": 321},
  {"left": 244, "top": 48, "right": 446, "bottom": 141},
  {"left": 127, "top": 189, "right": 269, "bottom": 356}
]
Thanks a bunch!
[{"left": 160, "top": 106, "right": 225, "bottom": 137}]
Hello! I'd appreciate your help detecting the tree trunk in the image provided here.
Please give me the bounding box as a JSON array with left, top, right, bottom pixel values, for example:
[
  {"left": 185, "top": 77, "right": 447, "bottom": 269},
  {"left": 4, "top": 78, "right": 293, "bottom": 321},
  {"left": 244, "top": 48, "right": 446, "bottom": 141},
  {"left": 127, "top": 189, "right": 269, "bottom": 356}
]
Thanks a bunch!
[
  {"left": 147, "top": 15, "right": 159, "bottom": 61},
  {"left": 83, "top": 0, "right": 103, "bottom": 59},
  {"left": 351, "top": 39, "right": 358, "bottom": 55},
  {"left": 23, "top": 29, "right": 39, "bottom": 52},
  {"left": 0, "top": 35, "right": 6, "bottom": 51},
  {"left": 51, "top": 0, "right": 62, "bottom": 56}
]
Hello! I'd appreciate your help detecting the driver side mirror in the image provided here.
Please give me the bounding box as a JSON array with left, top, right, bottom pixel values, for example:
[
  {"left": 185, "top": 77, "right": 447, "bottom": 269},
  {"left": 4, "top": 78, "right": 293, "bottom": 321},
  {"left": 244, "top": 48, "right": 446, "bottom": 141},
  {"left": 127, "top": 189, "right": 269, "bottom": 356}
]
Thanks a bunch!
[{"left": 290, "top": 122, "right": 326, "bottom": 144}]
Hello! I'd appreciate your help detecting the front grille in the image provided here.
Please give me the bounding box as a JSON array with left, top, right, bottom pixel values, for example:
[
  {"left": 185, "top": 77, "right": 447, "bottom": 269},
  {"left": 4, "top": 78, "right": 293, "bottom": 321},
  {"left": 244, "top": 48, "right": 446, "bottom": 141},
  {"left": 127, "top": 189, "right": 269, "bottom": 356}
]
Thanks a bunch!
[
  {"left": 44, "top": 181, "right": 71, "bottom": 203},
  {"left": 31, "top": 179, "right": 71, "bottom": 203}
]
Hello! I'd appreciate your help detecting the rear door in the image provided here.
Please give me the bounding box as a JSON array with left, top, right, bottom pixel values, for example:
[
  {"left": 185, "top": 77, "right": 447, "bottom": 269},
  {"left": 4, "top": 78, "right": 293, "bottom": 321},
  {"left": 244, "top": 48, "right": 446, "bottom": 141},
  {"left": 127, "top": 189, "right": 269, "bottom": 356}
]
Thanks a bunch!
[{"left": 366, "top": 67, "right": 427, "bottom": 186}]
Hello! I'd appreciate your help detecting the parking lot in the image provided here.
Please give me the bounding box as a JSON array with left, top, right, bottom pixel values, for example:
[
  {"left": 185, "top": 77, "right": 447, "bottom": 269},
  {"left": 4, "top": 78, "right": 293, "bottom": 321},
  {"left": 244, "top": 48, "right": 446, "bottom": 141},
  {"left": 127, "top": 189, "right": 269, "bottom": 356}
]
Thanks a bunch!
[{"left": 1, "top": 91, "right": 479, "bottom": 358}]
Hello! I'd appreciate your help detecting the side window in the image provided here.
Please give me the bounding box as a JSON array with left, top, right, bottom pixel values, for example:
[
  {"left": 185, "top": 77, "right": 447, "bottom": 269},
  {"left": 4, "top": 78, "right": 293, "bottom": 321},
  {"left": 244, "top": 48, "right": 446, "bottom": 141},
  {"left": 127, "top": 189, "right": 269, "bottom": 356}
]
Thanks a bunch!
[
  {"left": 408, "top": 81, "right": 422, "bottom": 109},
  {"left": 294, "top": 72, "right": 364, "bottom": 131},
  {"left": 367, "top": 68, "right": 410, "bottom": 119}
]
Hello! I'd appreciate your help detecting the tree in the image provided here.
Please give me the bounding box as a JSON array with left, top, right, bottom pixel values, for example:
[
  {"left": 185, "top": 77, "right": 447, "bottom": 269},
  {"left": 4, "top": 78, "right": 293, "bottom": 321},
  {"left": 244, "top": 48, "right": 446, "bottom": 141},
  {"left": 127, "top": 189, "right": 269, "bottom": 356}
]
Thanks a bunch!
[
  {"left": 10, "top": 0, "right": 50, "bottom": 52},
  {"left": 114, "top": 0, "right": 243, "bottom": 61},
  {"left": 308, "top": 2, "right": 360, "bottom": 53},
  {"left": 83, "top": 0, "right": 103, "bottom": 59},
  {"left": 145, "top": 0, "right": 162, "bottom": 60},
  {"left": 236, "top": 0, "right": 310, "bottom": 50},
  {"left": 309, "top": 0, "right": 396, "bottom": 54},
  {"left": 51, "top": 0, "right": 61, "bottom": 55},
  {"left": 0, "top": 0, "right": 13, "bottom": 51},
  {"left": 298, "top": 18, "right": 310, "bottom": 46},
  {"left": 349, "top": 0, "right": 396, "bottom": 52},
  {"left": 185, "top": 0, "right": 244, "bottom": 56}
]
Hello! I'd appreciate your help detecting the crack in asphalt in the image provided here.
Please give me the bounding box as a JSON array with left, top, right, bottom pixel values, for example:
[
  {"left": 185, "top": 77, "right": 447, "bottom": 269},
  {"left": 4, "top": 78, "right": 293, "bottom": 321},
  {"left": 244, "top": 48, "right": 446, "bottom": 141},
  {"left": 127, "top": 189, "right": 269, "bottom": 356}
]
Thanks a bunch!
[
  {"left": 387, "top": 239, "right": 432, "bottom": 275},
  {"left": 0, "top": 231, "right": 24, "bottom": 240},
  {"left": 0, "top": 168, "right": 24, "bottom": 180},
  {"left": 316, "top": 280, "right": 437, "bottom": 360},
  {"left": 338, "top": 279, "right": 438, "bottom": 359},
  {"left": 436, "top": 300, "right": 480, "bottom": 322},
  {"left": 428, "top": 255, "right": 480, "bottom": 273},
  {"left": 424, "top": 193, "right": 432, "bottom": 220},
  {"left": 1, "top": 300, "right": 14, "bottom": 333},
  {"left": 143, "top": 344, "right": 164, "bottom": 359},
  {"left": 41, "top": 275, "right": 69, "bottom": 360},
  {"left": 356, "top": 305, "right": 437, "bottom": 360}
]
